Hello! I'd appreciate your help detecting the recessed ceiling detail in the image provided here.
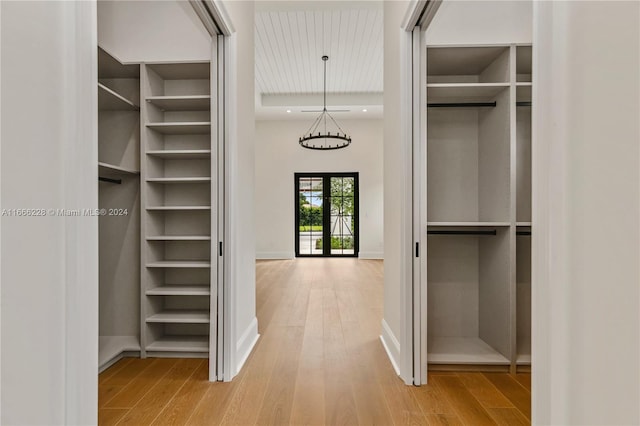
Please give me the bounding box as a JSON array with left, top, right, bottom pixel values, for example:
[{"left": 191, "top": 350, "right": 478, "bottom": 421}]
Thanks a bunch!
[{"left": 255, "top": 5, "right": 383, "bottom": 95}]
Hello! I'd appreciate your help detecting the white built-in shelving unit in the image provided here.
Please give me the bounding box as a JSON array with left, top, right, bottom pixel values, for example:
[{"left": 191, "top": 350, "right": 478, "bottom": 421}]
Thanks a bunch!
[
  {"left": 426, "top": 44, "right": 532, "bottom": 372},
  {"left": 140, "top": 61, "right": 215, "bottom": 357},
  {"left": 97, "top": 48, "right": 142, "bottom": 372}
]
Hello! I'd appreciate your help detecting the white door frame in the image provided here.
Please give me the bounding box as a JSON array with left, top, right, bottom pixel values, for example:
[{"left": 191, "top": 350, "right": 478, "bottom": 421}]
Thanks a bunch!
[
  {"left": 190, "top": 0, "right": 235, "bottom": 382},
  {"left": 400, "top": 0, "right": 441, "bottom": 386}
]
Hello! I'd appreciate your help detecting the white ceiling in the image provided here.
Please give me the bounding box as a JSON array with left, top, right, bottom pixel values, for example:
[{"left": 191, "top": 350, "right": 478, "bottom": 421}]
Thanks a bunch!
[{"left": 255, "top": 1, "right": 383, "bottom": 120}]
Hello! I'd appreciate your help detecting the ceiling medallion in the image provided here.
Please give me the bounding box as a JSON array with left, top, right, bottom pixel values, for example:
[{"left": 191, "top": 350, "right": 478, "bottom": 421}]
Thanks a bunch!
[{"left": 299, "top": 56, "right": 351, "bottom": 150}]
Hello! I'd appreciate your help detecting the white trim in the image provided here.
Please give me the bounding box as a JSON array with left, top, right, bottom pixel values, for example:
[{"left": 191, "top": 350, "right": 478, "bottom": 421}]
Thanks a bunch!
[
  {"left": 256, "top": 251, "right": 294, "bottom": 260},
  {"left": 358, "top": 252, "right": 384, "bottom": 260},
  {"left": 223, "top": 30, "right": 236, "bottom": 382},
  {"left": 402, "top": 0, "right": 442, "bottom": 31},
  {"left": 204, "top": 0, "right": 234, "bottom": 35},
  {"left": 0, "top": 2, "right": 3, "bottom": 420},
  {"left": 64, "top": 1, "right": 99, "bottom": 423},
  {"left": 234, "top": 317, "right": 259, "bottom": 375},
  {"left": 380, "top": 320, "right": 401, "bottom": 376},
  {"left": 399, "top": 26, "right": 414, "bottom": 386}
]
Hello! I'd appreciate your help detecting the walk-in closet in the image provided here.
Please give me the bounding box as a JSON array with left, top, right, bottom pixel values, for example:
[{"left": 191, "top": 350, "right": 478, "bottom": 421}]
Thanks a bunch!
[
  {"left": 425, "top": 44, "right": 532, "bottom": 371},
  {"left": 96, "top": 0, "right": 226, "bottom": 381}
]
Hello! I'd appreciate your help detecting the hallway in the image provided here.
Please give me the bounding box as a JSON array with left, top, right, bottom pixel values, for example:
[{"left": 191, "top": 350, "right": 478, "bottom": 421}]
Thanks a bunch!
[{"left": 99, "top": 259, "right": 531, "bottom": 425}]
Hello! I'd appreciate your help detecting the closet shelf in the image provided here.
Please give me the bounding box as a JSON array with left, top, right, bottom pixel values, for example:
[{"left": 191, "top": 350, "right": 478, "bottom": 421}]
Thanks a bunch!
[
  {"left": 98, "top": 162, "right": 140, "bottom": 176},
  {"left": 146, "top": 336, "right": 209, "bottom": 353},
  {"left": 146, "top": 310, "right": 210, "bottom": 324},
  {"left": 146, "top": 122, "right": 211, "bottom": 135},
  {"left": 146, "top": 177, "right": 211, "bottom": 184},
  {"left": 427, "top": 337, "right": 510, "bottom": 365},
  {"left": 146, "top": 206, "right": 211, "bottom": 211},
  {"left": 146, "top": 95, "right": 210, "bottom": 111},
  {"left": 427, "top": 83, "right": 509, "bottom": 103},
  {"left": 146, "top": 286, "right": 210, "bottom": 296},
  {"left": 516, "top": 354, "right": 531, "bottom": 365},
  {"left": 146, "top": 150, "right": 211, "bottom": 159},
  {"left": 98, "top": 83, "right": 139, "bottom": 111},
  {"left": 516, "top": 82, "right": 532, "bottom": 87},
  {"left": 146, "top": 235, "right": 211, "bottom": 241},
  {"left": 427, "top": 222, "right": 511, "bottom": 227},
  {"left": 146, "top": 261, "right": 211, "bottom": 268},
  {"left": 516, "top": 222, "right": 532, "bottom": 227}
]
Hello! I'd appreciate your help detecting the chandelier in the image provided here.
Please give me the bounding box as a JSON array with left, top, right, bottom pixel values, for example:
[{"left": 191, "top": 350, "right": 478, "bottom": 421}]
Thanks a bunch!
[{"left": 299, "top": 56, "right": 351, "bottom": 150}]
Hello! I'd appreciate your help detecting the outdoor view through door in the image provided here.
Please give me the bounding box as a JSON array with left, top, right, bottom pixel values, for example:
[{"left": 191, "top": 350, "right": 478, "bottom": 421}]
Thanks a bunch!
[{"left": 295, "top": 173, "right": 359, "bottom": 257}]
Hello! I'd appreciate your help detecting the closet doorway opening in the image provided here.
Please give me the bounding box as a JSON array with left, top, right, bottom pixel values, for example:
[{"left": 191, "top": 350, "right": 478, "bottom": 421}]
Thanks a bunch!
[{"left": 295, "top": 172, "right": 359, "bottom": 257}]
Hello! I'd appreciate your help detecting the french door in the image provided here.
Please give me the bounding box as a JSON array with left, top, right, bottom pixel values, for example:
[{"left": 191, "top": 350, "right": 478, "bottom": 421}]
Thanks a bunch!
[{"left": 295, "top": 173, "right": 359, "bottom": 257}]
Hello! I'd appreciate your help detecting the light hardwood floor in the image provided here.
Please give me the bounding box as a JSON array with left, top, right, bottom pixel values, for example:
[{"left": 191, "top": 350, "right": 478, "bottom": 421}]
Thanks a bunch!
[{"left": 99, "top": 258, "right": 531, "bottom": 425}]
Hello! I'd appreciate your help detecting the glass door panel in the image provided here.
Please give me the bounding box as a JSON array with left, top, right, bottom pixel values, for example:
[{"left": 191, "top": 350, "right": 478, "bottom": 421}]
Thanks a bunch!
[{"left": 295, "top": 173, "right": 358, "bottom": 257}]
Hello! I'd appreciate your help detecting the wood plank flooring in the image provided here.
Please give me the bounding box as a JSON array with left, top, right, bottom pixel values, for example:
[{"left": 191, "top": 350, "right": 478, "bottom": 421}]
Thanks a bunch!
[{"left": 99, "top": 258, "right": 531, "bottom": 425}]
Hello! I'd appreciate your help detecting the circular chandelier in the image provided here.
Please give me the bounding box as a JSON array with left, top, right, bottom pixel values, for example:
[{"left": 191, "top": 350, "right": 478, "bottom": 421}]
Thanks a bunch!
[{"left": 299, "top": 56, "right": 351, "bottom": 150}]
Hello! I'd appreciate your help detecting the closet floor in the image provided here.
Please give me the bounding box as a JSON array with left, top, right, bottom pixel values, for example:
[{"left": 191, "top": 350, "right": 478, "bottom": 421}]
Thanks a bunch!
[{"left": 99, "top": 258, "right": 531, "bottom": 425}]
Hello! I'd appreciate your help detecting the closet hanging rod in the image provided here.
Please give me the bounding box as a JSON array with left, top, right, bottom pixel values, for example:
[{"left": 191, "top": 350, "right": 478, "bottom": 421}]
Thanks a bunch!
[
  {"left": 516, "top": 101, "right": 532, "bottom": 107},
  {"left": 99, "top": 176, "right": 122, "bottom": 185},
  {"left": 516, "top": 230, "right": 532, "bottom": 236},
  {"left": 428, "top": 102, "right": 496, "bottom": 108},
  {"left": 427, "top": 230, "right": 496, "bottom": 236}
]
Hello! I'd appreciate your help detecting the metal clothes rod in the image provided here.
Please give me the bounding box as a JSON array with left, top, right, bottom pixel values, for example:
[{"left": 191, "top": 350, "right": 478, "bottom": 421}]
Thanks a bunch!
[
  {"left": 516, "top": 231, "right": 532, "bottom": 236},
  {"left": 516, "top": 101, "right": 532, "bottom": 107},
  {"left": 428, "top": 102, "right": 496, "bottom": 108},
  {"left": 428, "top": 230, "right": 496, "bottom": 236},
  {"left": 99, "top": 176, "right": 122, "bottom": 185}
]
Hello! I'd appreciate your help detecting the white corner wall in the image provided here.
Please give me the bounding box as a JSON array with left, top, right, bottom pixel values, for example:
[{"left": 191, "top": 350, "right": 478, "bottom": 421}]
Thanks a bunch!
[
  {"left": 1, "top": 1, "right": 98, "bottom": 424},
  {"left": 533, "top": 1, "right": 640, "bottom": 424},
  {"left": 221, "top": 0, "right": 258, "bottom": 378},
  {"left": 98, "top": 0, "right": 210, "bottom": 62},
  {"left": 255, "top": 119, "right": 384, "bottom": 260},
  {"left": 382, "top": 0, "right": 410, "bottom": 377},
  {"left": 425, "top": 0, "right": 532, "bottom": 45}
]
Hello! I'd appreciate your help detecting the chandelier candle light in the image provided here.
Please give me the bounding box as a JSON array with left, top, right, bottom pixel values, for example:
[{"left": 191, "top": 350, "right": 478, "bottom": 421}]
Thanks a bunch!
[{"left": 299, "top": 56, "right": 352, "bottom": 150}]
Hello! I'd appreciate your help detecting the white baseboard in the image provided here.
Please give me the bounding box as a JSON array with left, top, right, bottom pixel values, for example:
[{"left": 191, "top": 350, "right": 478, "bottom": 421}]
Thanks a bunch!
[
  {"left": 380, "top": 319, "right": 401, "bottom": 376},
  {"left": 359, "top": 251, "right": 384, "bottom": 259},
  {"left": 235, "top": 317, "right": 259, "bottom": 375},
  {"left": 256, "top": 251, "right": 294, "bottom": 260}
]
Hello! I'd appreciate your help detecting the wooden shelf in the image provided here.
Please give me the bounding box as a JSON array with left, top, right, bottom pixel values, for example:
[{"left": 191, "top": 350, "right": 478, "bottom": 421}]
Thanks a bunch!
[
  {"left": 427, "top": 222, "right": 511, "bottom": 227},
  {"left": 146, "top": 235, "right": 211, "bottom": 241},
  {"left": 146, "top": 177, "right": 211, "bottom": 184},
  {"left": 427, "top": 83, "right": 510, "bottom": 103},
  {"left": 99, "top": 335, "right": 140, "bottom": 370},
  {"left": 146, "top": 336, "right": 209, "bottom": 353},
  {"left": 146, "top": 122, "right": 210, "bottom": 135},
  {"left": 146, "top": 95, "right": 210, "bottom": 111},
  {"left": 146, "top": 261, "right": 211, "bottom": 268},
  {"left": 516, "top": 222, "right": 532, "bottom": 227},
  {"left": 98, "top": 83, "right": 138, "bottom": 111},
  {"left": 147, "top": 150, "right": 211, "bottom": 159},
  {"left": 516, "top": 354, "right": 531, "bottom": 365},
  {"left": 98, "top": 162, "right": 140, "bottom": 176},
  {"left": 146, "top": 310, "right": 209, "bottom": 324},
  {"left": 146, "top": 286, "right": 210, "bottom": 296},
  {"left": 146, "top": 206, "right": 211, "bottom": 211},
  {"left": 427, "top": 337, "right": 510, "bottom": 365}
]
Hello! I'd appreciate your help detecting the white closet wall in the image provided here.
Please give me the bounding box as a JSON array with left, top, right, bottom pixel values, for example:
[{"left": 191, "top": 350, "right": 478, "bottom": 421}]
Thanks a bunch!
[{"left": 98, "top": 48, "right": 142, "bottom": 371}]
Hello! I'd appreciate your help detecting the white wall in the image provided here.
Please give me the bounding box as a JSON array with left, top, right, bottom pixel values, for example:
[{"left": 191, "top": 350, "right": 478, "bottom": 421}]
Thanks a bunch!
[
  {"left": 221, "top": 0, "right": 258, "bottom": 378},
  {"left": 255, "top": 119, "right": 384, "bottom": 259},
  {"left": 98, "top": 0, "right": 210, "bottom": 62},
  {"left": 533, "top": 1, "right": 640, "bottom": 424},
  {"left": 1, "top": 1, "right": 98, "bottom": 424},
  {"left": 425, "top": 0, "right": 532, "bottom": 45},
  {"left": 382, "top": 0, "right": 411, "bottom": 376}
]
